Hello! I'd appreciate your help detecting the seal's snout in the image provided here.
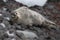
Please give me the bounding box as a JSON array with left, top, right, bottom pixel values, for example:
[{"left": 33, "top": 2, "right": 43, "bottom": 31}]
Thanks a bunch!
[
  {"left": 8, "top": 12, "right": 16, "bottom": 25},
  {"left": 9, "top": 12, "right": 18, "bottom": 25},
  {"left": 11, "top": 12, "right": 16, "bottom": 18}
]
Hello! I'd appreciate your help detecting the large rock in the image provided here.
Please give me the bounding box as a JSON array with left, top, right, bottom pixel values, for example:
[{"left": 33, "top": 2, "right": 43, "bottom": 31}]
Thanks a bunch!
[
  {"left": 10, "top": 6, "right": 58, "bottom": 30},
  {"left": 16, "top": 30, "right": 38, "bottom": 40}
]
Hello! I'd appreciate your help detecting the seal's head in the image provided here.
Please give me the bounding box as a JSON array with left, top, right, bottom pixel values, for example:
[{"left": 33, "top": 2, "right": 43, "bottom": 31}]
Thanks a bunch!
[{"left": 9, "top": 12, "right": 18, "bottom": 25}]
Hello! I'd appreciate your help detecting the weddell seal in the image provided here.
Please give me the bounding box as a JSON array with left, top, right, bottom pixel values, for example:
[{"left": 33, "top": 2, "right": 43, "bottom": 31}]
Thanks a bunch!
[{"left": 10, "top": 6, "right": 58, "bottom": 30}]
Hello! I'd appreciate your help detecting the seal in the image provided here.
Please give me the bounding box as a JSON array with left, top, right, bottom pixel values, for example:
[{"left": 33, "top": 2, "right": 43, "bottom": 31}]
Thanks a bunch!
[{"left": 10, "top": 6, "right": 58, "bottom": 30}]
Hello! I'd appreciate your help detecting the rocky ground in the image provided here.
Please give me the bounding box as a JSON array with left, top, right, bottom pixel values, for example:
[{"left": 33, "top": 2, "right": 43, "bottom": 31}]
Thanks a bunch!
[{"left": 0, "top": 0, "right": 60, "bottom": 40}]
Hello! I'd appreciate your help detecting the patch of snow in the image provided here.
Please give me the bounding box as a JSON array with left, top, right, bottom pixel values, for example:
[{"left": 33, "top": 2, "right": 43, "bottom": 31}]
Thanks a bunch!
[
  {"left": 0, "top": 23, "right": 6, "bottom": 28},
  {"left": 15, "top": 0, "right": 47, "bottom": 7}
]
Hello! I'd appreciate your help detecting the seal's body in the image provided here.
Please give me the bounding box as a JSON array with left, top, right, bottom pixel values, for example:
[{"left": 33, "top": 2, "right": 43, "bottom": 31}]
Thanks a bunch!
[{"left": 11, "top": 7, "right": 57, "bottom": 29}]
